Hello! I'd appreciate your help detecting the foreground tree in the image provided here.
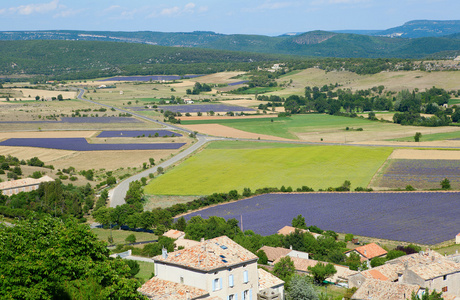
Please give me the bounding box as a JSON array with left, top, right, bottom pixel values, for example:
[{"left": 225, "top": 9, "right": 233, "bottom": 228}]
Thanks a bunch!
[
  {"left": 286, "top": 274, "right": 319, "bottom": 300},
  {"left": 411, "top": 289, "right": 443, "bottom": 300},
  {"left": 273, "top": 256, "right": 296, "bottom": 282},
  {"left": 0, "top": 216, "right": 145, "bottom": 299}
]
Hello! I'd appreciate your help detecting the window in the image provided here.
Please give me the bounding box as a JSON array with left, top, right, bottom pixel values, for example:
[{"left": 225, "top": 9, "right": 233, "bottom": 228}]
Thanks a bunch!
[
  {"left": 180, "top": 276, "right": 184, "bottom": 284},
  {"left": 213, "top": 278, "right": 222, "bottom": 291},
  {"left": 229, "top": 274, "right": 234, "bottom": 287},
  {"left": 442, "top": 286, "right": 448, "bottom": 292},
  {"left": 443, "top": 275, "right": 447, "bottom": 280},
  {"left": 243, "top": 290, "right": 249, "bottom": 300},
  {"left": 243, "top": 270, "right": 248, "bottom": 283},
  {"left": 228, "top": 295, "right": 235, "bottom": 300}
]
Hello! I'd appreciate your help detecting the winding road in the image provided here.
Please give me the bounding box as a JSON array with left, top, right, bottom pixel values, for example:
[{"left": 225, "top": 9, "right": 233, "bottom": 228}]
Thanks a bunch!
[{"left": 76, "top": 88, "right": 222, "bottom": 207}]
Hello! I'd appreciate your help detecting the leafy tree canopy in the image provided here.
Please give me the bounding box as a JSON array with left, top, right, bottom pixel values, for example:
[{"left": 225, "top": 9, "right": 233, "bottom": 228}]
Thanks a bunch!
[{"left": 0, "top": 216, "right": 145, "bottom": 299}]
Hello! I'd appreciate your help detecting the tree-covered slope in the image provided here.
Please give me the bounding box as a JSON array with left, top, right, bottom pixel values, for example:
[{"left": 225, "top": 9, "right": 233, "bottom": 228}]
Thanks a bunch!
[
  {"left": 0, "top": 40, "right": 283, "bottom": 79},
  {"left": 373, "top": 20, "right": 460, "bottom": 38}
]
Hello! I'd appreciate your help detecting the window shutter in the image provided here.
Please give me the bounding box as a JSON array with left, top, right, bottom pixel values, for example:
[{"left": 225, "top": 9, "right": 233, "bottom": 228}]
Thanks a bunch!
[
  {"left": 243, "top": 270, "right": 248, "bottom": 283},
  {"left": 219, "top": 278, "right": 223, "bottom": 290},
  {"left": 235, "top": 293, "right": 238, "bottom": 300},
  {"left": 212, "top": 279, "right": 216, "bottom": 291},
  {"left": 249, "top": 289, "right": 252, "bottom": 300},
  {"left": 229, "top": 274, "right": 234, "bottom": 287}
]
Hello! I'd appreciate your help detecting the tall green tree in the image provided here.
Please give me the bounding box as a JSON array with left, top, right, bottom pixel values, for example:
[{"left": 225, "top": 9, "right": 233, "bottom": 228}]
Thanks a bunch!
[
  {"left": 0, "top": 216, "right": 145, "bottom": 299},
  {"left": 308, "top": 262, "right": 337, "bottom": 284},
  {"left": 273, "top": 256, "right": 296, "bottom": 282}
]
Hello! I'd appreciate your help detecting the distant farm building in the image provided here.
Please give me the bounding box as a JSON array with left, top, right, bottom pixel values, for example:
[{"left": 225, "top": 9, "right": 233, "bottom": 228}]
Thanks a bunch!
[
  {"left": 184, "top": 98, "right": 194, "bottom": 104},
  {"left": 0, "top": 176, "right": 54, "bottom": 196},
  {"left": 456, "top": 233, "right": 460, "bottom": 245}
]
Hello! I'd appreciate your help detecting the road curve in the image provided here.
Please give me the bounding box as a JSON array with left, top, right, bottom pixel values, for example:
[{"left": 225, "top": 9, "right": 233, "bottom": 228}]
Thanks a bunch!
[{"left": 75, "top": 88, "right": 217, "bottom": 207}]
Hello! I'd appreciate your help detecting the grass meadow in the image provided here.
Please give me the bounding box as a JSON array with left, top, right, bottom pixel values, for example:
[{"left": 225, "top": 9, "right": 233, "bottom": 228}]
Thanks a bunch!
[
  {"left": 181, "top": 114, "right": 375, "bottom": 139},
  {"left": 389, "top": 130, "right": 460, "bottom": 142},
  {"left": 144, "top": 142, "right": 393, "bottom": 195},
  {"left": 91, "top": 228, "right": 158, "bottom": 245}
]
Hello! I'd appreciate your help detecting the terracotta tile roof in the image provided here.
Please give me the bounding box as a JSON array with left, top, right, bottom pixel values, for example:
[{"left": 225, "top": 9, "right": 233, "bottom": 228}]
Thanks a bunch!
[
  {"left": 277, "top": 226, "right": 321, "bottom": 238},
  {"left": 359, "top": 250, "right": 460, "bottom": 282},
  {"left": 349, "top": 243, "right": 387, "bottom": 260},
  {"left": 258, "top": 268, "right": 284, "bottom": 290},
  {"left": 259, "top": 246, "right": 291, "bottom": 262},
  {"left": 351, "top": 278, "right": 419, "bottom": 300},
  {"left": 163, "top": 229, "right": 185, "bottom": 240},
  {"left": 0, "top": 176, "right": 54, "bottom": 190},
  {"left": 138, "top": 277, "right": 209, "bottom": 300},
  {"left": 153, "top": 236, "right": 258, "bottom": 272}
]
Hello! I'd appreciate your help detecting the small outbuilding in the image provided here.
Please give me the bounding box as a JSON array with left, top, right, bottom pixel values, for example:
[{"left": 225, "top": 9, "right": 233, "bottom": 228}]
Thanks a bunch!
[{"left": 456, "top": 233, "right": 460, "bottom": 245}]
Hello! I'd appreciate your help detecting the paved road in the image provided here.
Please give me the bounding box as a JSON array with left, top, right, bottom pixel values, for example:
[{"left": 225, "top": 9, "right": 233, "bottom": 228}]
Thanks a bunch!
[{"left": 76, "top": 88, "right": 220, "bottom": 207}]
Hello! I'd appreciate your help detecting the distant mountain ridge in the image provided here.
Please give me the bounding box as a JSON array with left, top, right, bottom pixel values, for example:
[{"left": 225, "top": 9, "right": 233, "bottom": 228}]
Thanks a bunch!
[
  {"left": 372, "top": 20, "right": 460, "bottom": 38},
  {"left": 1, "top": 20, "right": 460, "bottom": 59}
]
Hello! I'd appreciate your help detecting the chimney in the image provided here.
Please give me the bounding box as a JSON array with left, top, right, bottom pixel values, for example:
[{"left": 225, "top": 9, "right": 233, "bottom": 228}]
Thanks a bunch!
[
  {"left": 364, "top": 250, "right": 367, "bottom": 257},
  {"left": 162, "top": 247, "right": 168, "bottom": 259},
  {"left": 201, "top": 238, "right": 206, "bottom": 252},
  {"left": 290, "top": 245, "right": 293, "bottom": 250}
]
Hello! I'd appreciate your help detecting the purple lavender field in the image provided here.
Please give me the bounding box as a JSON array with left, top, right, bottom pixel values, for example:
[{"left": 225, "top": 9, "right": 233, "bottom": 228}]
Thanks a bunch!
[
  {"left": 227, "top": 81, "right": 249, "bottom": 86},
  {"left": 155, "top": 104, "right": 255, "bottom": 113},
  {"left": 99, "top": 75, "right": 203, "bottom": 82},
  {"left": 184, "top": 192, "right": 460, "bottom": 245},
  {"left": 376, "top": 159, "right": 460, "bottom": 190},
  {"left": 97, "top": 130, "right": 182, "bottom": 138},
  {"left": 0, "top": 138, "right": 185, "bottom": 151}
]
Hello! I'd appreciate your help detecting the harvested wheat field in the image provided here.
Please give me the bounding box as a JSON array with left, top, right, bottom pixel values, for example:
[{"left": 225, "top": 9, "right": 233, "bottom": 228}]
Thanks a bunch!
[
  {"left": 0, "top": 131, "right": 97, "bottom": 140},
  {"left": 182, "top": 124, "right": 293, "bottom": 141},
  {"left": 389, "top": 149, "right": 460, "bottom": 160},
  {"left": 12, "top": 89, "right": 77, "bottom": 100},
  {"left": 0, "top": 145, "right": 181, "bottom": 171}
]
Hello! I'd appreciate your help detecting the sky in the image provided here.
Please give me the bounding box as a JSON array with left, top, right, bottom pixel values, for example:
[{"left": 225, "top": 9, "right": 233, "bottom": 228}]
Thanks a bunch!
[{"left": 0, "top": 0, "right": 459, "bottom": 36}]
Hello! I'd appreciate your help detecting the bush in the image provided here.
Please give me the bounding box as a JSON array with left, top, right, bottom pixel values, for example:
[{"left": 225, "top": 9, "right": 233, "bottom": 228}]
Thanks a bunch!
[
  {"left": 440, "top": 178, "right": 451, "bottom": 190},
  {"left": 125, "top": 234, "right": 137, "bottom": 244},
  {"left": 69, "top": 176, "right": 78, "bottom": 181}
]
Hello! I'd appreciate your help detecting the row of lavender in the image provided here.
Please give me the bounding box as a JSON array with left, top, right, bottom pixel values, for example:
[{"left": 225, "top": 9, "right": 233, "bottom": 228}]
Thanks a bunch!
[
  {"left": 0, "top": 138, "right": 185, "bottom": 151},
  {"left": 184, "top": 192, "right": 460, "bottom": 245}
]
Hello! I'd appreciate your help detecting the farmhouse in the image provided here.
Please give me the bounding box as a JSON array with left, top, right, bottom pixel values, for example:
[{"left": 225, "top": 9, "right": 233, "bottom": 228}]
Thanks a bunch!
[
  {"left": 345, "top": 243, "right": 387, "bottom": 262},
  {"left": 277, "top": 225, "right": 322, "bottom": 239},
  {"left": 0, "top": 176, "right": 54, "bottom": 196},
  {"left": 349, "top": 250, "right": 460, "bottom": 298},
  {"left": 184, "top": 98, "right": 194, "bottom": 104},
  {"left": 139, "top": 235, "right": 284, "bottom": 299},
  {"left": 163, "top": 229, "right": 185, "bottom": 240},
  {"left": 162, "top": 229, "right": 200, "bottom": 250}
]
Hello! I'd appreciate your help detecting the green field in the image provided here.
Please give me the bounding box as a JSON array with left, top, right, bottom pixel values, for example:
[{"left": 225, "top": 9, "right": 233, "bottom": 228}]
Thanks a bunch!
[
  {"left": 389, "top": 130, "right": 460, "bottom": 142},
  {"left": 144, "top": 142, "right": 393, "bottom": 195},
  {"left": 136, "top": 261, "right": 155, "bottom": 283},
  {"left": 91, "top": 228, "right": 158, "bottom": 245},
  {"left": 448, "top": 98, "right": 460, "bottom": 105},
  {"left": 232, "top": 87, "right": 282, "bottom": 94},
  {"left": 181, "top": 114, "right": 376, "bottom": 139}
]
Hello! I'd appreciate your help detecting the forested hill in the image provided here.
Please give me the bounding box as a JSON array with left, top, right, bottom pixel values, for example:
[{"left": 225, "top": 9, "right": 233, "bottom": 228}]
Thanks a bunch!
[
  {"left": 2, "top": 29, "right": 460, "bottom": 59},
  {"left": 0, "top": 40, "right": 284, "bottom": 79},
  {"left": 372, "top": 20, "right": 460, "bottom": 38}
]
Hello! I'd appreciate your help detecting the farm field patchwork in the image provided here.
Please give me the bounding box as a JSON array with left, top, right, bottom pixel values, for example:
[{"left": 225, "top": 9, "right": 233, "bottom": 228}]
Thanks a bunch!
[
  {"left": 99, "top": 75, "right": 203, "bottom": 81},
  {"left": 144, "top": 143, "right": 393, "bottom": 195},
  {"left": 0, "top": 138, "right": 185, "bottom": 151},
  {"left": 183, "top": 192, "right": 460, "bottom": 245},
  {"left": 0, "top": 117, "right": 143, "bottom": 124},
  {"left": 97, "top": 130, "right": 182, "bottom": 138},
  {"left": 142, "top": 104, "right": 256, "bottom": 113},
  {"left": 372, "top": 159, "right": 460, "bottom": 190}
]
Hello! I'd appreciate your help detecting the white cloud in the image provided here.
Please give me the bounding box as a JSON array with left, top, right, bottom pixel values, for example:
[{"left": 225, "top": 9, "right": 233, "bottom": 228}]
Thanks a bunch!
[
  {"left": 54, "top": 8, "right": 85, "bottom": 18},
  {"left": 158, "top": 2, "right": 207, "bottom": 17},
  {"left": 242, "top": 1, "right": 300, "bottom": 13},
  {"left": 9, "top": 0, "right": 59, "bottom": 15}
]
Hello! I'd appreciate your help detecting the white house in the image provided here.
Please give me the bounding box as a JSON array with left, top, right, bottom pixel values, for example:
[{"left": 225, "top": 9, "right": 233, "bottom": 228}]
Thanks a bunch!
[
  {"left": 139, "top": 236, "right": 284, "bottom": 300},
  {"left": 0, "top": 176, "right": 54, "bottom": 196}
]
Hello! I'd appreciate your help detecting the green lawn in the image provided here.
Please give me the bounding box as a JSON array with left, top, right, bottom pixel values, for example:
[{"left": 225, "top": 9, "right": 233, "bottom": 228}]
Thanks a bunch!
[
  {"left": 144, "top": 143, "right": 393, "bottom": 195},
  {"left": 435, "top": 243, "right": 460, "bottom": 255},
  {"left": 232, "top": 87, "right": 282, "bottom": 94},
  {"left": 136, "top": 261, "right": 155, "bottom": 283},
  {"left": 181, "top": 114, "right": 376, "bottom": 140},
  {"left": 91, "top": 228, "right": 158, "bottom": 245}
]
